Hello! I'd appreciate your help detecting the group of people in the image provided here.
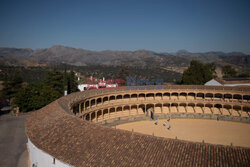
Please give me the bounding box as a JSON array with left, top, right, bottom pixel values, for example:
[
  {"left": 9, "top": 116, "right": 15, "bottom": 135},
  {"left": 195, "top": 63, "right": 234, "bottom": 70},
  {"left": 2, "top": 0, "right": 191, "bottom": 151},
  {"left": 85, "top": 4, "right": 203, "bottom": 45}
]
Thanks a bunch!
[{"left": 154, "top": 117, "right": 171, "bottom": 130}]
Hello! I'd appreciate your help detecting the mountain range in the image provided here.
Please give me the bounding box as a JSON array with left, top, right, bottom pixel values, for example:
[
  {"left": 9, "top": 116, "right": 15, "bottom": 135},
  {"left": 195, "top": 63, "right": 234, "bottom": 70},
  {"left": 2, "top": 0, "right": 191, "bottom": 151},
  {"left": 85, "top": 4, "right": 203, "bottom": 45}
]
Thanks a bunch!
[{"left": 0, "top": 45, "right": 249, "bottom": 74}]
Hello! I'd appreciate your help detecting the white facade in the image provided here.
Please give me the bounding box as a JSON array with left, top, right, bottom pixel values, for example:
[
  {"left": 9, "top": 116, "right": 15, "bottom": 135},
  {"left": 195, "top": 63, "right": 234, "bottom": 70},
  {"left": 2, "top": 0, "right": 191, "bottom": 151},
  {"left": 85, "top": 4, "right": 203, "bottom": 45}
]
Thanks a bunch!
[
  {"left": 205, "top": 79, "right": 250, "bottom": 87},
  {"left": 77, "top": 84, "right": 88, "bottom": 91},
  {"left": 28, "top": 139, "right": 72, "bottom": 167},
  {"left": 224, "top": 83, "right": 250, "bottom": 87},
  {"left": 77, "top": 83, "right": 117, "bottom": 91},
  {"left": 205, "top": 79, "right": 223, "bottom": 86}
]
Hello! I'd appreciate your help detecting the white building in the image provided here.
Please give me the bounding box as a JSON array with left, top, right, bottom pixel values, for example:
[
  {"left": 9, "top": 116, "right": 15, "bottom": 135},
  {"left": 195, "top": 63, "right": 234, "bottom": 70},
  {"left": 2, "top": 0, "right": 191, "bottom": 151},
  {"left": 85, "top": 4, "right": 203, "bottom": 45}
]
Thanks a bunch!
[
  {"left": 77, "top": 77, "right": 118, "bottom": 91},
  {"left": 28, "top": 139, "right": 72, "bottom": 167},
  {"left": 205, "top": 78, "right": 250, "bottom": 87}
]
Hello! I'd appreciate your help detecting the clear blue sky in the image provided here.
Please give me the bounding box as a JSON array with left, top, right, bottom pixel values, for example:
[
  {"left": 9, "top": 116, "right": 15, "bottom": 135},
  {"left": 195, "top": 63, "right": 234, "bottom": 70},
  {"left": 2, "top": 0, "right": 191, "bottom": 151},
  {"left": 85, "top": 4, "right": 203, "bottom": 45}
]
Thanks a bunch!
[{"left": 0, "top": 0, "right": 250, "bottom": 53}]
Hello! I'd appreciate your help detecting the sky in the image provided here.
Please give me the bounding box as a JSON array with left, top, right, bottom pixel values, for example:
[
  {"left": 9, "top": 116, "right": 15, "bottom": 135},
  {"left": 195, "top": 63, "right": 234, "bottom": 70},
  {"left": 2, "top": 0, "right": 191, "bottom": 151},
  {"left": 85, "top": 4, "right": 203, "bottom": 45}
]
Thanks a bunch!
[{"left": 0, "top": 0, "right": 250, "bottom": 53}]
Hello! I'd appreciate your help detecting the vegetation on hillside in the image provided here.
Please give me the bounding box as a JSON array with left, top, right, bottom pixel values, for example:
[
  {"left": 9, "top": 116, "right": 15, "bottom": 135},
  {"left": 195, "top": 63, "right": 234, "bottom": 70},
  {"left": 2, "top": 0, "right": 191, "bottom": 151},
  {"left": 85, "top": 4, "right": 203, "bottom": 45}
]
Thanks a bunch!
[
  {"left": 181, "top": 60, "right": 217, "bottom": 85},
  {"left": 1, "top": 69, "right": 79, "bottom": 112}
]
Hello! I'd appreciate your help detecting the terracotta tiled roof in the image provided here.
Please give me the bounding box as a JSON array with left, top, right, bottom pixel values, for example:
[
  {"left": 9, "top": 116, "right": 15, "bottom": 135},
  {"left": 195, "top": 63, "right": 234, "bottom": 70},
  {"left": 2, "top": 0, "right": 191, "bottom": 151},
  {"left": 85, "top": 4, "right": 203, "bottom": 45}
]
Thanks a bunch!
[
  {"left": 214, "top": 78, "right": 250, "bottom": 85},
  {"left": 26, "top": 86, "right": 250, "bottom": 167}
]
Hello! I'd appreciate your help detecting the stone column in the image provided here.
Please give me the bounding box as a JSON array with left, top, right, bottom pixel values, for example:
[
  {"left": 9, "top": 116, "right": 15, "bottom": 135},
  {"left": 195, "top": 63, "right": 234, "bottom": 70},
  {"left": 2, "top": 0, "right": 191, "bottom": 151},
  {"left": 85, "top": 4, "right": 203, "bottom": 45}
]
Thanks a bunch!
[
  {"left": 101, "top": 109, "right": 104, "bottom": 121},
  {"left": 95, "top": 111, "right": 98, "bottom": 122},
  {"left": 201, "top": 107, "right": 204, "bottom": 114},
  {"left": 83, "top": 102, "right": 86, "bottom": 113},
  {"left": 128, "top": 105, "right": 131, "bottom": 116},
  {"left": 79, "top": 103, "right": 81, "bottom": 115}
]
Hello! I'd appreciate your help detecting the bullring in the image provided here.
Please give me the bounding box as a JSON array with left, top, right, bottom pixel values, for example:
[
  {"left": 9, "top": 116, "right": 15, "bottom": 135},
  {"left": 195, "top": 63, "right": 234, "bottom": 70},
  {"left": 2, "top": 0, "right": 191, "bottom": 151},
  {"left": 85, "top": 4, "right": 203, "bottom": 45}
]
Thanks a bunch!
[{"left": 26, "top": 85, "right": 250, "bottom": 166}]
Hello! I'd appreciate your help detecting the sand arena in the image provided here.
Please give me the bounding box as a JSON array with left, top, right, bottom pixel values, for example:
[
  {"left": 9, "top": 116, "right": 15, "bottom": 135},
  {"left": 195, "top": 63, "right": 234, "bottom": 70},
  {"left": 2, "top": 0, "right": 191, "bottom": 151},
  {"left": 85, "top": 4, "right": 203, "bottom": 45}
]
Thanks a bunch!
[{"left": 115, "top": 118, "right": 250, "bottom": 147}]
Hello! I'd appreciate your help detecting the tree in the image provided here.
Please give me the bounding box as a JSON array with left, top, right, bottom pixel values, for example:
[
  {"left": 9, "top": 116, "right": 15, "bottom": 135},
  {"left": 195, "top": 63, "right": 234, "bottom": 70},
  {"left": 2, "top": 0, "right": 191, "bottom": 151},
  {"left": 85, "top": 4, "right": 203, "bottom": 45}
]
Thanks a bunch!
[
  {"left": 44, "top": 69, "right": 64, "bottom": 99},
  {"left": 14, "top": 82, "right": 53, "bottom": 112},
  {"left": 181, "top": 60, "right": 216, "bottom": 85},
  {"left": 117, "top": 65, "right": 129, "bottom": 86},
  {"left": 2, "top": 73, "right": 23, "bottom": 101},
  {"left": 222, "top": 65, "right": 237, "bottom": 78},
  {"left": 66, "top": 71, "right": 79, "bottom": 94}
]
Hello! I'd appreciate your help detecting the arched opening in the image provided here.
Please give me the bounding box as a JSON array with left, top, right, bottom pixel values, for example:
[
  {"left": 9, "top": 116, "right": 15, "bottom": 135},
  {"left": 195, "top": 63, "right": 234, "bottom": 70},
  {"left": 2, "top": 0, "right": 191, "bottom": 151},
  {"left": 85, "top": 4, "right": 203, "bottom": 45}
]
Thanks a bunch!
[
  {"left": 138, "top": 104, "right": 146, "bottom": 114},
  {"left": 116, "top": 106, "right": 123, "bottom": 117},
  {"left": 146, "top": 93, "right": 154, "bottom": 100},
  {"left": 155, "top": 103, "right": 162, "bottom": 113},
  {"left": 170, "top": 103, "right": 178, "bottom": 113},
  {"left": 163, "top": 103, "right": 170, "bottom": 113},
  {"left": 110, "top": 96, "right": 115, "bottom": 101},
  {"left": 224, "top": 94, "right": 232, "bottom": 101},
  {"left": 171, "top": 92, "right": 178, "bottom": 100},
  {"left": 163, "top": 92, "right": 170, "bottom": 99},
  {"left": 91, "top": 112, "right": 95, "bottom": 121},
  {"left": 116, "top": 95, "right": 122, "bottom": 102},
  {"left": 179, "top": 103, "right": 186, "bottom": 113},
  {"left": 187, "top": 103, "right": 195, "bottom": 113},
  {"left": 233, "top": 94, "right": 242, "bottom": 101},
  {"left": 97, "top": 110, "right": 102, "bottom": 121},
  {"left": 214, "top": 93, "right": 222, "bottom": 100},
  {"left": 233, "top": 105, "right": 241, "bottom": 110},
  {"left": 187, "top": 92, "right": 195, "bottom": 100},
  {"left": 205, "top": 93, "right": 213, "bottom": 100},
  {"left": 243, "top": 95, "right": 250, "bottom": 101},
  {"left": 97, "top": 98, "right": 102, "bottom": 105},
  {"left": 155, "top": 93, "right": 162, "bottom": 100},
  {"left": 179, "top": 92, "right": 187, "bottom": 100},
  {"left": 196, "top": 93, "right": 204, "bottom": 100},
  {"left": 204, "top": 103, "right": 213, "bottom": 114},
  {"left": 243, "top": 106, "right": 250, "bottom": 112},
  {"left": 91, "top": 99, "right": 96, "bottom": 106},
  {"left": 123, "top": 94, "right": 130, "bottom": 101},
  {"left": 123, "top": 105, "right": 130, "bottom": 116},
  {"left": 131, "top": 105, "right": 138, "bottom": 115},
  {"left": 103, "top": 109, "right": 109, "bottom": 120},
  {"left": 131, "top": 94, "right": 137, "bottom": 101},
  {"left": 109, "top": 108, "right": 116, "bottom": 118},
  {"left": 85, "top": 101, "right": 90, "bottom": 108},
  {"left": 85, "top": 114, "right": 90, "bottom": 121},
  {"left": 146, "top": 103, "right": 154, "bottom": 118},
  {"left": 103, "top": 96, "right": 108, "bottom": 103},
  {"left": 138, "top": 93, "right": 145, "bottom": 101},
  {"left": 195, "top": 103, "right": 204, "bottom": 114},
  {"left": 213, "top": 104, "right": 222, "bottom": 115}
]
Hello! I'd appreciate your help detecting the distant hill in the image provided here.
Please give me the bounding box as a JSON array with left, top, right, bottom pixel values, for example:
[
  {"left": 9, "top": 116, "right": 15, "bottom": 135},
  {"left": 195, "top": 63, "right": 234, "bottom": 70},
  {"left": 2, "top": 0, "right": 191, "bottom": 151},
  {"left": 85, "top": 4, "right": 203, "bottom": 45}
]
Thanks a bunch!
[{"left": 0, "top": 45, "right": 249, "bottom": 73}]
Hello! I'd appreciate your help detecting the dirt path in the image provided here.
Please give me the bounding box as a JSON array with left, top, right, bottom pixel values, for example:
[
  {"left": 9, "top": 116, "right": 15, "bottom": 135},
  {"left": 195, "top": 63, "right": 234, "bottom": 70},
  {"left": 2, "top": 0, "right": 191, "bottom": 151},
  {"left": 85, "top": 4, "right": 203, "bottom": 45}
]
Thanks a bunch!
[{"left": 115, "top": 118, "right": 250, "bottom": 147}]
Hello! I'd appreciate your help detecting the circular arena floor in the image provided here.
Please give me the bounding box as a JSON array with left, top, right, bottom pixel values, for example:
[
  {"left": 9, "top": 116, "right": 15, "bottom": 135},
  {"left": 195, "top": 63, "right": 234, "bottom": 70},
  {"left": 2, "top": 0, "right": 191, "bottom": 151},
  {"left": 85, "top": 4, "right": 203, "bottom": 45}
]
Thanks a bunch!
[{"left": 115, "top": 119, "right": 250, "bottom": 148}]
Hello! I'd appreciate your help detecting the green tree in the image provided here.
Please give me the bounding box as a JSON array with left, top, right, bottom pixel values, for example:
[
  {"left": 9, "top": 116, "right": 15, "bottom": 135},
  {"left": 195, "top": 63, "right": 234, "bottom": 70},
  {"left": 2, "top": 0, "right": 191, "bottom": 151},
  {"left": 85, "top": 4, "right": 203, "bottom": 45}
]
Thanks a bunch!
[
  {"left": 14, "top": 82, "right": 53, "bottom": 112},
  {"left": 44, "top": 69, "right": 64, "bottom": 99},
  {"left": 2, "top": 73, "right": 23, "bottom": 101},
  {"left": 117, "top": 65, "right": 129, "bottom": 86},
  {"left": 181, "top": 60, "right": 216, "bottom": 85},
  {"left": 66, "top": 71, "right": 79, "bottom": 94},
  {"left": 237, "top": 73, "right": 250, "bottom": 78},
  {"left": 222, "top": 65, "right": 237, "bottom": 78}
]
